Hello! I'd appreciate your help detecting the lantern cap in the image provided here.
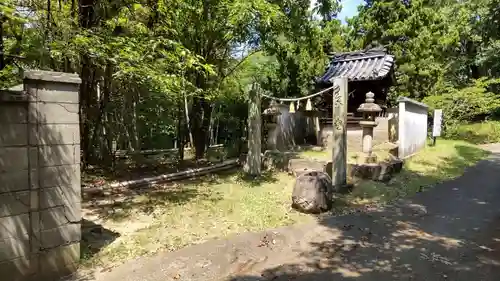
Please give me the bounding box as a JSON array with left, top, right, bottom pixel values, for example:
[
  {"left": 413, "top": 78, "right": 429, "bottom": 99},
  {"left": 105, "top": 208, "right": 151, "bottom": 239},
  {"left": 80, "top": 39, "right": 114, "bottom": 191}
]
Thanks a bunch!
[
  {"left": 263, "top": 100, "right": 282, "bottom": 116},
  {"left": 357, "top": 91, "right": 382, "bottom": 113}
]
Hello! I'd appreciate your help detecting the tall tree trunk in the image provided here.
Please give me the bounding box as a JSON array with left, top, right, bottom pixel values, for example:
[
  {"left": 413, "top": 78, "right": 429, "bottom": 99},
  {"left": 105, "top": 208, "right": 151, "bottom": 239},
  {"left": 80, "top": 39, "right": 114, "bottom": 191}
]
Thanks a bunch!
[
  {"left": 125, "top": 90, "right": 140, "bottom": 151},
  {"left": 78, "top": 0, "right": 98, "bottom": 167},
  {"left": 101, "top": 64, "right": 113, "bottom": 165},
  {"left": 177, "top": 101, "right": 185, "bottom": 164},
  {"left": 190, "top": 96, "right": 212, "bottom": 159},
  {"left": 79, "top": 57, "right": 93, "bottom": 167},
  {"left": 208, "top": 104, "right": 217, "bottom": 146},
  {"left": 121, "top": 93, "right": 133, "bottom": 151},
  {"left": 0, "top": 17, "right": 4, "bottom": 71},
  {"left": 184, "top": 95, "right": 194, "bottom": 147},
  {"left": 214, "top": 105, "right": 221, "bottom": 145},
  {"left": 190, "top": 97, "right": 203, "bottom": 158},
  {"left": 90, "top": 80, "right": 103, "bottom": 161}
]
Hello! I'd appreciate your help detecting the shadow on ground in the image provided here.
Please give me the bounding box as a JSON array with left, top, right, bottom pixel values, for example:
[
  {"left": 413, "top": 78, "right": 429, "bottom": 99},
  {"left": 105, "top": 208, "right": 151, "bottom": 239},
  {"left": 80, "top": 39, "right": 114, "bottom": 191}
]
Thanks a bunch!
[
  {"left": 79, "top": 167, "right": 282, "bottom": 266},
  {"left": 82, "top": 168, "right": 280, "bottom": 222},
  {"left": 80, "top": 220, "right": 120, "bottom": 261},
  {"left": 236, "top": 170, "right": 280, "bottom": 187},
  {"left": 227, "top": 145, "right": 500, "bottom": 280}
]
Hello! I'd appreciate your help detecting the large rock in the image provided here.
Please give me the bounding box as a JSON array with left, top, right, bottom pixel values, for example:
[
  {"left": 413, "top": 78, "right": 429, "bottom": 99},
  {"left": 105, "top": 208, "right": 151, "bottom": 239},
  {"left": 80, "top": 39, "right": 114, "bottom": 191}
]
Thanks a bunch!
[
  {"left": 262, "top": 150, "right": 295, "bottom": 171},
  {"left": 287, "top": 158, "right": 328, "bottom": 177},
  {"left": 292, "top": 171, "right": 334, "bottom": 214}
]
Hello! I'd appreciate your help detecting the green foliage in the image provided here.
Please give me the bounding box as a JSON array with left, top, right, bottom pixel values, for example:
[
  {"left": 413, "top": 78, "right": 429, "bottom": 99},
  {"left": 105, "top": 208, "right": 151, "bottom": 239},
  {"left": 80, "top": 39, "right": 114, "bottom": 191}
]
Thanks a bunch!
[
  {"left": 444, "top": 121, "right": 500, "bottom": 144},
  {"left": 346, "top": 0, "right": 500, "bottom": 106},
  {"left": 4, "top": 0, "right": 500, "bottom": 162},
  {"left": 349, "top": 0, "right": 459, "bottom": 99},
  {"left": 424, "top": 78, "right": 500, "bottom": 141},
  {"left": 0, "top": 65, "right": 20, "bottom": 89},
  {"left": 423, "top": 78, "right": 500, "bottom": 124}
]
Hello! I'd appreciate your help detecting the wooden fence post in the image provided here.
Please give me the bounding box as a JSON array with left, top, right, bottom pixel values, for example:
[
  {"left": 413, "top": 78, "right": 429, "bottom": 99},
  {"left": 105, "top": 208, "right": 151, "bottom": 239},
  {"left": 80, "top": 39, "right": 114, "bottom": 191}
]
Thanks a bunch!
[
  {"left": 332, "top": 77, "right": 348, "bottom": 189},
  {"left": 244, "top": 83, "right": 262, "bottom": 176}
]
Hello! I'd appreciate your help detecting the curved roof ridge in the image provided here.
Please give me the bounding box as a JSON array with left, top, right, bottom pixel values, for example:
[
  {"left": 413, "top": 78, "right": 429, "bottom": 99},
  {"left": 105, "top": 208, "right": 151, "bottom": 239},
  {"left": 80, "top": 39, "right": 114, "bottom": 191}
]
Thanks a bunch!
[{"left": 318, "top": 48, "right": 395, "bottom": 83}]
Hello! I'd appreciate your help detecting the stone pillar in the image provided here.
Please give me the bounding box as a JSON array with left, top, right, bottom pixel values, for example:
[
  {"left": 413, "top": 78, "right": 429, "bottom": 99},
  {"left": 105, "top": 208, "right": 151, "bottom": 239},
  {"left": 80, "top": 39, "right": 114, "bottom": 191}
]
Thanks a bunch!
[
  {"left": 244, "top": 83, "right": 262, "bottom": 176},
  {"left": 0, "top": 70, "right": 81, "bottom": 281},
  {"left": 331, "top": 77, "right": 348, "bottom": 189},
  {"left": 362, "top": 126, "right": 374, "bottom": 154}
]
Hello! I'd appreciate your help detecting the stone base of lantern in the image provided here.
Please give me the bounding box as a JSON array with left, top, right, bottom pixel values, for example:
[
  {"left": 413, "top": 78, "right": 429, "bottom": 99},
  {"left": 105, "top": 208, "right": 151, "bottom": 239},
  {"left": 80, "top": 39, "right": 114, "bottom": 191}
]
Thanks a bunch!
[
  {"left": 347, "top": 159, "right": 404, "bottom": 182},
  {"left": 363, "top": 154, "right": 378, "bottom": 164}
]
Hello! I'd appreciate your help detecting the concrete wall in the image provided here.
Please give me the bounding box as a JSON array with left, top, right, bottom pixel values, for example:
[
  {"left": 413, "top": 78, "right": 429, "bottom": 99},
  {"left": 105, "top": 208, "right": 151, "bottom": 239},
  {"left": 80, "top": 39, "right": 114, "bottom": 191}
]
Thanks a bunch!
[
  {"left": 392, "top": 97, "right": 429, "bottom": 158},
  {"left": 0, "top": 71, "right": 81, "bottom": 281},
  {"left": 387, "top": 107, "right": 399, "bottom": 143}
]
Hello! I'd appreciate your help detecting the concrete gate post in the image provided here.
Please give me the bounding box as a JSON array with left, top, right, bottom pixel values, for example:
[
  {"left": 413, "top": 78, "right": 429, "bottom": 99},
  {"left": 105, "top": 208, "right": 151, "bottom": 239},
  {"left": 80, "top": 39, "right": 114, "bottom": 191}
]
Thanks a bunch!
[{"left": 0, "top": 70, "right": 82, "bottom": 280}]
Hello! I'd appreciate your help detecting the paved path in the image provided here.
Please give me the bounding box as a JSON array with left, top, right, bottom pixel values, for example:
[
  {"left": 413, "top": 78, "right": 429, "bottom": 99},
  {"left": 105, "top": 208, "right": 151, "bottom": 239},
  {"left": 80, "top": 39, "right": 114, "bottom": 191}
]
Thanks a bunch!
[{"left": 79, "top": 144, "right": 500, "bottom": 281}]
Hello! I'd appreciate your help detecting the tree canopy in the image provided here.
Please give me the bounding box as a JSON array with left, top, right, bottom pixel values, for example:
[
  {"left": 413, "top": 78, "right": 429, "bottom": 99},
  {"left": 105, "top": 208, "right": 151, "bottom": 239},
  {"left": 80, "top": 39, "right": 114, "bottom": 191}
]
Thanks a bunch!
[{"left": 1, "top": 0, "right": 499, "bottom": 163}]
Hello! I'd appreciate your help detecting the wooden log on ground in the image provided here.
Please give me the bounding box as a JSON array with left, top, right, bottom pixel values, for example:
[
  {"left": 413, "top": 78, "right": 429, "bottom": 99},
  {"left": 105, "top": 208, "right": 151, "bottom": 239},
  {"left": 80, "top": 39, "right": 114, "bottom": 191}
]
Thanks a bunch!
[
  {"left": 113, "top": 144, "right": 225, "bottom": 158},
  {"left": 108, "top": 159, "right": 239, "bottom": 189}
]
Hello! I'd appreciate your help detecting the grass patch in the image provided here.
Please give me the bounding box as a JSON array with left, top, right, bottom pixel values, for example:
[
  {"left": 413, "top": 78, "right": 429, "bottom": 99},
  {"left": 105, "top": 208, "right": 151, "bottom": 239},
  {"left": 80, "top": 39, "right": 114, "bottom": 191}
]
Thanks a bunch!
[
  {"left": 342, "top": 139, "right": 490, "bottom": 206},
  {"left": 81, "top": 172, "right": 308, "bottom": 268},
  {"left": 446, "top": 120, "right": 500, "bottom": 144},
  {"left": 298, "top": 143, "right": 395, "bottom": 163},
  {"left": 81, "top": 140, "right": 489, "bottom": 270}
]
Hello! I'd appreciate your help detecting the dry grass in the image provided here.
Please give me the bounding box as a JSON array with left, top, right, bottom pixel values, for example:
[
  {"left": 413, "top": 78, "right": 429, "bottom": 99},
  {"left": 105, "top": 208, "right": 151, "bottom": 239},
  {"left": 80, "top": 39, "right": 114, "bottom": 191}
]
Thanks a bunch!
[
  {"left": 81, "top": 140, "right": 489, "bottom": 270},
  {"left": 81, "top": 172, "right": 308, "bottom": 268}
]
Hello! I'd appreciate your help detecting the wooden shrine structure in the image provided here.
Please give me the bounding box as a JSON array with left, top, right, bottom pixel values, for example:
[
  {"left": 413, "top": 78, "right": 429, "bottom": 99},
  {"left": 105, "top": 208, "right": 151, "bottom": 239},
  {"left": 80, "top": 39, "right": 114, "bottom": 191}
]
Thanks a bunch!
[{"left": 316, "top": 47, "right": 396, "bottom": 125}]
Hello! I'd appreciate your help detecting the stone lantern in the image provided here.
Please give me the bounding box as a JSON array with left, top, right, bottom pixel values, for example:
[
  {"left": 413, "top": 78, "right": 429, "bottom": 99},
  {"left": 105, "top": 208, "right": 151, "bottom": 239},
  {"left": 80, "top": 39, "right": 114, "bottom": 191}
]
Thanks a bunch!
[
  {"left": 262, "top": 100, "right": 282, "bottom": 150},
  {"left": 357, "top": 91, "right": 382, "bottom": 163}
]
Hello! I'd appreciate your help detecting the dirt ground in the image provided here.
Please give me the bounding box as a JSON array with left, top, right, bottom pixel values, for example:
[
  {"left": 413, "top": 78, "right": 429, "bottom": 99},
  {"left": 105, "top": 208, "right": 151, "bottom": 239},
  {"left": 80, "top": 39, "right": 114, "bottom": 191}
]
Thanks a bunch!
[{"left": 68, "top": 144, "right": 500, "bottom": 281}]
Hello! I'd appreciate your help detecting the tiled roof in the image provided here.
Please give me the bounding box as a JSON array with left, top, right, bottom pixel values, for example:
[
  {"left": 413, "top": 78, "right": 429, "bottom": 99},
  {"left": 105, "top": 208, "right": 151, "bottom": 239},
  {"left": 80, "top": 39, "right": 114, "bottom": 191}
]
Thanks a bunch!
[{"left": 317, "top": 48, "right": 395, "bottom": 83}]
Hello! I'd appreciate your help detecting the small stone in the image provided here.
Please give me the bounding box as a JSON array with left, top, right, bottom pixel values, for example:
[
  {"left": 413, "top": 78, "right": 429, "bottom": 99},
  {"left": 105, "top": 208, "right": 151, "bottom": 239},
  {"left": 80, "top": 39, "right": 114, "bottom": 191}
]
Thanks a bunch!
[{"left": 316, "top": 259, "right": 330, "bottom": 269}]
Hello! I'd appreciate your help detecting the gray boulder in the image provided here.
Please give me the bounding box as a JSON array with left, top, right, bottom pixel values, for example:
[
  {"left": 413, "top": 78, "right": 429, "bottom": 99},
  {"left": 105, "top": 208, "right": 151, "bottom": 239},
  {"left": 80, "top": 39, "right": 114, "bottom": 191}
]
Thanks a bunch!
[
  {"left": 292, "top": 171, "right": 334, "bottom": 214},
  {"left": 287, "top": 158, "right": 328, "bottom": 177}
]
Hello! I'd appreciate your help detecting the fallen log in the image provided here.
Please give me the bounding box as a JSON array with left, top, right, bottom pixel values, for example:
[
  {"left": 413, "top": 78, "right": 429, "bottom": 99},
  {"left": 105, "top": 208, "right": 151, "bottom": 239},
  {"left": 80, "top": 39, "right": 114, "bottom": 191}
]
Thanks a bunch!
[
  {"left": 108, "top": 159, "right": 240, "bottom": 189},
  {"left": 114, "top": 144, "right": 225, "bottom": 158}
]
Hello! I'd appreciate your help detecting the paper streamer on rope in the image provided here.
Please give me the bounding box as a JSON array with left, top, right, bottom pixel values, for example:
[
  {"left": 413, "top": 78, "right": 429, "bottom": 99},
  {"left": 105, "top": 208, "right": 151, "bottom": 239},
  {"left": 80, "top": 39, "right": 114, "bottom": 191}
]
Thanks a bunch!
[
  {"left": 289, "top": 101, "right": 295, "bottom": 113},
  {"left": 305, "top": 98, "right": 312, "bottom": 111}
]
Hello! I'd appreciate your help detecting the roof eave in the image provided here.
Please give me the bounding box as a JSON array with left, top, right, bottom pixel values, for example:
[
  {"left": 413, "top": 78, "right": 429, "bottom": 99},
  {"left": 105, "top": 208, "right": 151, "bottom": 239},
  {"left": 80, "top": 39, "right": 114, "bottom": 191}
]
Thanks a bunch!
[{"left": 316, "top": 74, "right": 391, "bottom": 84}]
